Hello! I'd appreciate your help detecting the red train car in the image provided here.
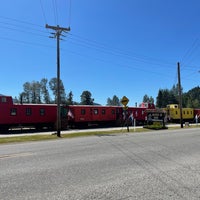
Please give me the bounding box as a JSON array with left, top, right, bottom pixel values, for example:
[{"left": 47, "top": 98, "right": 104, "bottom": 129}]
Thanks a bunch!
[
  {"left": 67, "top": 105, "right": 121, "bottom": 127},
  {"left": 67, "top": 102, "right": 155, "bottom": 128},
  {"left": 123, "top": 102, "right": 156, "bottom": 125},
  {"left": 0, "top": 95, "right": 67, "bottom": 131},
  {"left": 193, "top": 108, "right": 200, "bottom": 123},
  {"left": 0, "top": 94, "right": 156, "bottom": 131}
]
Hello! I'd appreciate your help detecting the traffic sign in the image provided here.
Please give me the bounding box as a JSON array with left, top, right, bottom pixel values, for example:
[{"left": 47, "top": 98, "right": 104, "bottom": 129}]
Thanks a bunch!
[{"left": 121, "top": 96, "right": 129, "bottom": 106}]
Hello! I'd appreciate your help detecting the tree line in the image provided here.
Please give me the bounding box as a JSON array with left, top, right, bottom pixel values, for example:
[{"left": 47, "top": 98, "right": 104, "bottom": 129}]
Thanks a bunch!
[
  {"left": 15, "top": 78, "right": 200, "bottom": 108},
  {"left": 156, "top": 85, "right": 200, "bottom": 108},
  {"left": 15, "top": 78, "right": 94, "bottom": 105}
]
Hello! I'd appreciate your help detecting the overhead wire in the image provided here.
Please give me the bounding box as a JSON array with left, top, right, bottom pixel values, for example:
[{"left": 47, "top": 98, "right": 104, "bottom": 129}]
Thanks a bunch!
[
  {"left": 0, "top": 1, "right": 176, "bottom": 83},
  {"left": 181, "top": 38, "right": 200, "bottom": 67},
  {"left": 52, "top": 0, "right": 58, "bottom": 25},
  {"left": 0, "top": 14, "right": 175, "bottom": 71},
  {"left": 39, "top": 0, "right": 48, "bottom": 25},
  {"left": 68, "top": 0, "right": 72, "bottom": 27},
  {"left": 66, "top": 33, "right": 175, "bottom": 69}
]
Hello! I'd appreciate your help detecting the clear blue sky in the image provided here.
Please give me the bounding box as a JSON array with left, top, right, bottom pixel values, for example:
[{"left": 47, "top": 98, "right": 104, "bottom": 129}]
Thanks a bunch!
[{"left": 1, "top": 0, "right": 200, "bottom": 106}]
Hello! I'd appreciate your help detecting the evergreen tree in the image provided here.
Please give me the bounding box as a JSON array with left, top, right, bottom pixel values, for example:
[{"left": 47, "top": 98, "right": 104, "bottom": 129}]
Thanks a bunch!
[
  {"left": 143, "top": 94, "right": 154, "bottom": 103},
  {"left": 80, "top": 90, "right": 94, "bottom": 105},
  {"left": 106, "top": 97, "right": 112, "bottom": 106},
  {"left": 107, "top": 95, "right": 121, "bottom": 106},
  {"left": 49, "top": 77, "right": 66, "bottom": 104},
  {"left": 66, "top": 91, "right": 74, "bottom": 105},
  {"left": 40, "top": 78, "right": 51, "bottom": 103}
]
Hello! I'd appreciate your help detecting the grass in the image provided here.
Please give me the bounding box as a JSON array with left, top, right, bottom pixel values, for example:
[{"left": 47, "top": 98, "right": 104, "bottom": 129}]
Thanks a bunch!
[
  {"left": 0, "top": 125, "right": 199, "bottom": 144},
  {"left": 0, "top": 127, "right": 151, "bottom": 144}
]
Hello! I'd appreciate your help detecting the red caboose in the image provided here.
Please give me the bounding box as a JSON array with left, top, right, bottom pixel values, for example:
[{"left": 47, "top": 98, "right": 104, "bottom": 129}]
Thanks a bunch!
[
  {"left": 67, "top": 105, "right": 121, "bottom": 127},
  {"left": 193, "top": 108, "right": 200, "bottom": 123},
  {"left": 122, "top": 102, "right": 156, "bottom": 125},
  {"left": 0, "top": 95, "right": 67, "bottom": 131}
]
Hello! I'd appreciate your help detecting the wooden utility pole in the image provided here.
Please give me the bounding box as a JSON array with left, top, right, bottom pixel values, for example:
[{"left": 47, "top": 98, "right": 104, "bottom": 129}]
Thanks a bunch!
[
  {"left": 46, "top": 24, "right": 70, "bottom": 137},
  {"left": 177, "top": 62, "right": 183, "bottom": 128}
]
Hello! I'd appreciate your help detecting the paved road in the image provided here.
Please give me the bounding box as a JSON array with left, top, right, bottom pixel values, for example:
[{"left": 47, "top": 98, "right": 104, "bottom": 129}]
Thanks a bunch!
[{"left": 1, "top": 128, "right": 200, "bottom": 199}]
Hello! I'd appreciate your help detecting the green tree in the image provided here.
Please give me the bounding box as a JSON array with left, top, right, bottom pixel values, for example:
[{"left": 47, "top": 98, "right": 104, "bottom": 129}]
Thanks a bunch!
[
  {"left": 66, "top": 91, "right": 74, "bottom": 105},
  {"left": 107, "top": 95, "right": 121, "bottom": 106},
  {"left": 21, "top": 82, "right": 31, "bottom": 103},
  {"left": 20, "top": 81, "right": 41, "bottom": 103},
  {"left": 40, "top": 78, "right": 51, "bottom": 103},
  {"left": 183, "top": 86, "right": 200, "bottom": 108},
  {"left": 143, "top": 94, "right": 154, "bottom": 103},
  {"left": 31, "top": 81, "right": 41, "bottom": 103},
  {"left": 80, "top": 90, "right": 94, "bottom": 105},
  {"left": 49, "top": 77, "right": 66, "bottom": 104},
  {"left": 156, "top": 89, "right": 170, "bottom": 108}
]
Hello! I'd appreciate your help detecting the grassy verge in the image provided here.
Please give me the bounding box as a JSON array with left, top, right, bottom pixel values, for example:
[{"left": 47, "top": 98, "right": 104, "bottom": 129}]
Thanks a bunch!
[
  {"left": 0, "top": 125, "right": 199, "bottom": 144},
  {"left": 0, "top": 127, "right": 151, "bottom": 144}
]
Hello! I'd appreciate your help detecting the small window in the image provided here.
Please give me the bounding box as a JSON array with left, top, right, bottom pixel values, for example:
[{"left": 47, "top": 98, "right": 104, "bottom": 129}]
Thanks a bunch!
[
  {"left": 10, "top": 108, "right": 17, "bottom": 116},
  {"left": 26, "top": 108, "right": 32, "bottom": 116},
  {"left": 111, "top": 109, "right": 115, "bottom": 114},
  {"left": 81, "top": 109, "right": 86, "bottom": 115},
  {"left": 40, "top": 108, "right": 45, "bottom": 116},
  {"left": 2, "top": 97, "right": 7, "bottom": 103},
  {"left": 102, "top": 109, "right": 106, "bottom": 115},
  {"left": 187, "top": 111, "right": 189, "bottom": 115},
  {"left": 175, "top": 111, "right": 178, "bottom": 115},
  {"left": 94, "top": 109, "right": 98, "bottom": 115},
  {"left": 183, "top": 111, "right": 185, "bottom": 115}
]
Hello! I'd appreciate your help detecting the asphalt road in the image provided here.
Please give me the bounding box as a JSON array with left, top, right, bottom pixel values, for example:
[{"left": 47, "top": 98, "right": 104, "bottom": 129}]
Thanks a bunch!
[{"left": 1, "top": 128, "right": 200, "bottom": 200}]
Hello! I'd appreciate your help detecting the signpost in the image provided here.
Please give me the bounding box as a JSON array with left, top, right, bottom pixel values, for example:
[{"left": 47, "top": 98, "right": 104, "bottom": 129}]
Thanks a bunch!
[
  {"left": 121, "top": 96, "right": 129, "bottom": 107},
  {"left": 121, "top": 96, "right": 130, "bottom": 132}
]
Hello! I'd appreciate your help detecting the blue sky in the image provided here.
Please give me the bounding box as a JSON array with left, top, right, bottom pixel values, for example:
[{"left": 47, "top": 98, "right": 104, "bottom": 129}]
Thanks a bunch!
[{"left": 1, "top": 0, "right": 200, "bottom": 106}]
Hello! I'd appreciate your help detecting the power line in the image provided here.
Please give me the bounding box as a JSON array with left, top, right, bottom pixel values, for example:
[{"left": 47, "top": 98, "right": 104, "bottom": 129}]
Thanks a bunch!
[
  {"left": 66, "top": 33, "right": 175, "bottom": 68},
  {"left": 52, "top": 0, "right": 59, "bottom": 25},
  {"left": 0, "top": 15, "right": 43, "bottom": 28},
  {"left": 39, "top": 0, "right": 48, "bottom": 25},
  {"left": 68, "top": 0, "right": 72, "bottom": 27},
  {"left": 0, "top": 15, "right": 175, "bottom": 68}
]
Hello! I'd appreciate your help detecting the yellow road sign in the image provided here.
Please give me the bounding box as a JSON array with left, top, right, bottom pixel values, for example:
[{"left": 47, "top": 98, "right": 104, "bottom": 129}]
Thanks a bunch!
[{"left": 121, "top": 96, "right": 129, "bottom": 106}]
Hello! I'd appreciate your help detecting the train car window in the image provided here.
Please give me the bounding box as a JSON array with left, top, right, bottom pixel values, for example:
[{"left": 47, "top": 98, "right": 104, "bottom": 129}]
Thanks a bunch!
[
  {"left": 10, "top": 108, "right": 17, "bottom": 116},
  {"left": 81, "top": 109, "right": 86, "bottom": 115},
  {"left": 1, "top": 97, "right": 7, "bottom": 103},
  {"left": 187, "top": 111, "right": 189, "bottom": 114},
  {"left": 111, "top": 109, "right": 115, "bottom": 114},
  {"left": 183, "top": 111, "right": 185, "bottom": 115},
  {"left": 102, "top": 109, "right": 106, "bottom": 115},
  {"left": 40, "top": 108, "right": 45, "bottom": 116},
  {"left": 26, "top": 108, "right": 32, "bottom": 116},
  {"left": 94, "top": 109, "right": 98, "bottom": 115},
  {"left": 175, "top": 111, "right": 178, "bottom": 115}
]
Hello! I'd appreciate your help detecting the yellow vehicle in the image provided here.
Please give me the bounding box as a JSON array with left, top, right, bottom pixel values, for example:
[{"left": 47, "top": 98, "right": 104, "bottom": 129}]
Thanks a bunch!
[{"left": 165, "top": 104, "right": 194, "bottom": 122}]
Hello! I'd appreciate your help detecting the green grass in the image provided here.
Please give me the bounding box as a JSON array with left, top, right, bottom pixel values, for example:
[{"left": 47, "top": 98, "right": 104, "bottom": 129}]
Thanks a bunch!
[
  {"left": 0, "top": 125, "right": 199, "bottom": 144},
  {"left": 0, "top": 127, "right": 150, "bottom": 144}
]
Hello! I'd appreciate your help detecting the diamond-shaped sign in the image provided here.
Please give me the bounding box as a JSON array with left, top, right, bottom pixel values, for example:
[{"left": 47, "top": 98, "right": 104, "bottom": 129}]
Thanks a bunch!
[{"left": 121, "top": 96, "right": 129, "bottom": 106}]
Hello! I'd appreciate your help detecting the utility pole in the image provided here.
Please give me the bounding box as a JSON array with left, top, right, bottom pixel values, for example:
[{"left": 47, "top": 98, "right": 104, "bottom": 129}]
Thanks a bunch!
[
  {"left": 46, "top": 24, "right": 70, "bottom": 137},
  {"left": 177, "top": 62, "right": 183, "bottom": 128}
]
